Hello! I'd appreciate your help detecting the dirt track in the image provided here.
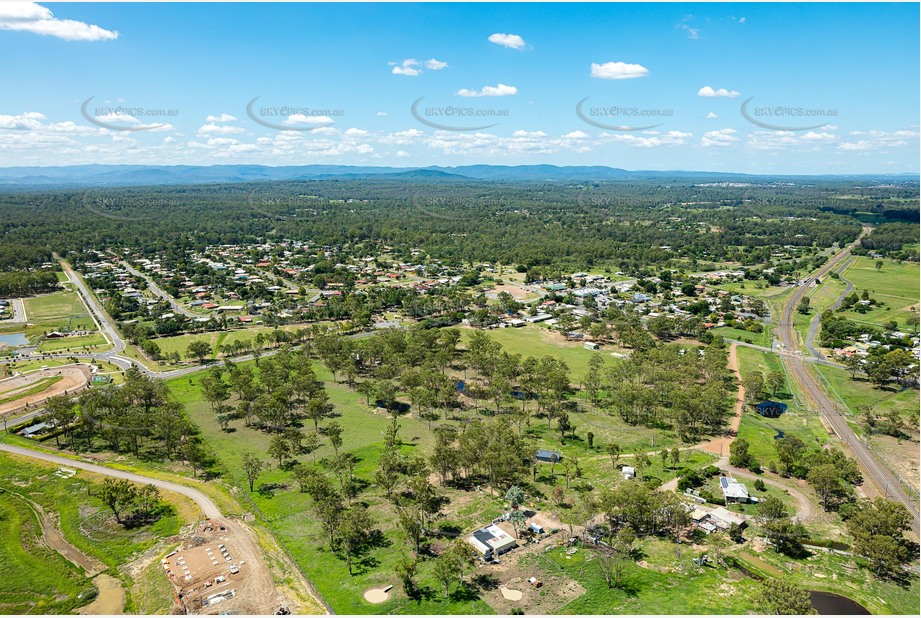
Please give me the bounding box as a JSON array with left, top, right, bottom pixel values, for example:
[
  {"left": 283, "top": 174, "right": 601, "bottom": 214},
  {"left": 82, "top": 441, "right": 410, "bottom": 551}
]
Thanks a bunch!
[
  {"left": 0, "top": 364, "right": 91, "bottom": 417},
  {"left": 697, "top": 343, "right": 744, "bottom": 457}
]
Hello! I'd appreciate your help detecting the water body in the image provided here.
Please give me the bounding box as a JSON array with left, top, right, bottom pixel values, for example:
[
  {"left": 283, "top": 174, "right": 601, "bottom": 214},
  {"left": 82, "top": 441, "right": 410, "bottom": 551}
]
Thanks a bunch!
[
  {"left": 809, "top": 591, "right": 870, "bottom": 615},
  {"left": 0, "top": 333, "right": 29, "bottom": 346}
]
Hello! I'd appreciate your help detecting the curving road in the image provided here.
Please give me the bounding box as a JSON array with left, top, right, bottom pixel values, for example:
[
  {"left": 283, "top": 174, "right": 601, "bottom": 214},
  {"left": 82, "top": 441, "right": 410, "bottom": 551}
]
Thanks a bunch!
[
  {"left": 778, "top": 228, "right": 920, "bottom": 533},
  {"left": 0, "top": 443, "right": 221, "bottom": 518}
]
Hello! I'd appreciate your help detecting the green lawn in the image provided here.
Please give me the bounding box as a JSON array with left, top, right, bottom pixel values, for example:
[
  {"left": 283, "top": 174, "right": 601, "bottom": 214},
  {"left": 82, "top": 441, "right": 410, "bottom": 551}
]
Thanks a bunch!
[
  {"left": 542, "top": 536, "right": 763, "bottom": 614},
  {"left": 0, "top": 291, "right": 99, "bottom": 343},
  {"left": 711, "top": 325, "right": 772, "bottom": 348},
  {"left": 734, "top": 347, "right": 831, "bottom": 465},
  {"left": 460, "top": 325, "right": 622, "bottom": 382},
  {"left": 38, "top": 332, "right": 108, "bottom": 353},
  {"left": 837, "top": 257, "right": 919, "bottom": 329}
]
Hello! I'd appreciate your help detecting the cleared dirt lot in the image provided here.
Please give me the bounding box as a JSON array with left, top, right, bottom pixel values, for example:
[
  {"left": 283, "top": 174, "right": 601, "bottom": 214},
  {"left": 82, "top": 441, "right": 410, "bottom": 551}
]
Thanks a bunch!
[
  {"left": 0, "top": 364, "right": 91, "bottom": 417},
  {"left": 169, "top": 518, "right": 289, "bottom": 615}
]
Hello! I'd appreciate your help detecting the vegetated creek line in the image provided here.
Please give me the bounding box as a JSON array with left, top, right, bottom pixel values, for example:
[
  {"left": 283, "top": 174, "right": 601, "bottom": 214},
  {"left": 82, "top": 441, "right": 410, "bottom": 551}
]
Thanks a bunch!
[{"left": 1, "top": 484, "right": 126, "bottom": 613}]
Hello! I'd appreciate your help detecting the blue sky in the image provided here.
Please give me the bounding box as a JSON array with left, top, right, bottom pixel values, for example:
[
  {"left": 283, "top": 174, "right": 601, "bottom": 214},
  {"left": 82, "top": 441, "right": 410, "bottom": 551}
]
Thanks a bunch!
[{"left": 0, "top": 2, "right": 918, "bottom": 173}]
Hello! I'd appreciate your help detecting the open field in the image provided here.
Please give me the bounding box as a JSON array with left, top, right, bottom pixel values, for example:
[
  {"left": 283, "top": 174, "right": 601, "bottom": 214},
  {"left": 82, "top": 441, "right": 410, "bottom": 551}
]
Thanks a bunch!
[
  {"left": 22, "top": 291, "right": 97, "bottom": 337},
  {"left": 836, "top": 257, "right": 919, "bottom": 329},
  {"left": 710, "top": 325, "right": 772, "bottom": 348},
  {"left": 38, "top": 332, "right": 109, "bottom": 353},
  {"left": 460, "top": 325, "right": 622, "bottom": 382},
  {"left": 544, "top": 536, "right": 764, "bottom": 614}
]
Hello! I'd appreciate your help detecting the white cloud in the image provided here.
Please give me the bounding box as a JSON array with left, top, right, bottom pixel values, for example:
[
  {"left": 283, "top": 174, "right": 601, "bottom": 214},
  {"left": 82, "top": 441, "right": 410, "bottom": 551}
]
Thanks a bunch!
[
  {"left": 0, "top": 2, "right": 118, "bottom": 41},
  {"left": 283, "top": 114, "right": 335, "bottom": 126},
  {"left": 457, "top": 83, "right": 518, "bottom": 97},
  {"left": 206, "top": 113, "right": 237, "bottom": 122},
  {"left": 838, "top": 140, "right": 873, "bottom": 152},
  {"left": 705, "top": 112, "right": 718, "bottom": 119},
  {"left": 697, "top": 86, "right": 740, "bottom": 98},
  {"left": 375, "top": 111, "right": 388, "bottom": 117},
  {"left": 590, "top": 61, "right": 649, "bottom": 80},
  {"left": 700, "top": 128, "right": 738, "bottom": 148},
  {"left": 488, "top": 33, "right": 527, "bottom": 49},
  {"left": 392, "top": 65, "right": 422, "bottom": 77},
  {"left": 395, "top": 150, "right": 410, "bottom": 158},
  {"left": 563, "top": 130, "right": 589, "bottom": 139},
  {"left": 344, "top": 128, "right": 368, "bottom": 136},
  {"left": 198, "top": 122, "right": 245, "bottom": 135},
  {"left": 390, "top": 57, "right": 447, "bottom": 76},
  {"left": 603, "top": 130, "right": 692, "bottom": 149},
  {"left": 423, "top": 58, "right": 448, "bottom": 70}
]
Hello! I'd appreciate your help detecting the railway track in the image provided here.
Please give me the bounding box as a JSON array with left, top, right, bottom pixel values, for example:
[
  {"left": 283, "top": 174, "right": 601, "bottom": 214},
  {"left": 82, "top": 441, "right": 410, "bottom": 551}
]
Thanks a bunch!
[{"left": 778, "top": 228, "right": 920, "bottom": 533}]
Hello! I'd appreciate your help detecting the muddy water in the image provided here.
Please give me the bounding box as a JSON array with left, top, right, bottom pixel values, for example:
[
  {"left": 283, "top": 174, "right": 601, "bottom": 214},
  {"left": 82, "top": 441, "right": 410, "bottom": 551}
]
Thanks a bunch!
[{"left": 77, "top": 574, "right": 126, "bottom": 615}]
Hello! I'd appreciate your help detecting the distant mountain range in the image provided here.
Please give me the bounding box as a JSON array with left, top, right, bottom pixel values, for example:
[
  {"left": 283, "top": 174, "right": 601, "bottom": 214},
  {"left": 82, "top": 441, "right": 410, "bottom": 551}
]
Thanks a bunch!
[{"left": 0, "top": 164, "right": 915, "bottom": 187}]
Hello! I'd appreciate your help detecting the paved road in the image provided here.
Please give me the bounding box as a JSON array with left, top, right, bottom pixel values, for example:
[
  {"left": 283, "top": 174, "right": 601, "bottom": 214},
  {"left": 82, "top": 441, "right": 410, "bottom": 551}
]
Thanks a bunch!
[
  {"left": 8, "top": 298, "right": 27, "bottom": 323},
  {"left": 805, "top": 256, "right": 855, "bottom": 362},
  {"left": 59, "top": 259, "right": 126, "bottom": 357},
  {"left": 778, "top": 228, "right": 920, "bottom": 533},
  {"left": 120, "top": 261, "right": 197, "bottom": 318},
  {"left": 0, "top": 443, "right": 221, "bottom": 518}
]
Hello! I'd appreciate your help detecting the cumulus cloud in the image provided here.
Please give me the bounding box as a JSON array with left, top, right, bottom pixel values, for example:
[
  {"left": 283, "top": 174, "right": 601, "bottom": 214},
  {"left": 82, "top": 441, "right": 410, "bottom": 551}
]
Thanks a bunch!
[
  {"left": 198, "top": 122, "right": 245, "bottom": 135},
  {"left": 375, "top": 111, "right": 388, "bottom": 117},
  {"left": 0, "top": 2, "right": 118, "bottom": 41},
  {"left": 590, "top": 61, "right": 649, "bottom": 80},
  {"left": 488, "top": 33, "right": 527, "bottom": 49},
  {"left": 283, "top": 114, "right": 335, "bottom": 126},
  {"left": 206, "top": 113, "right": 237, "bottom": 122},
  {"left": 697, "top": 86, "right": 740, "bottom": 98},
  {"left": 604, "top": 130, "right": 692, "bottom": 148},
  {"left": 705, "top": 112, "right": 718, "bottom": 119},
  {"left": 390, "top": 57, "right": 448, "bottom": 76},
  {"left": 700, "top": 128, "right": 738, "bottom": 148},
  {"left": 457, "top": 83, "right": 518, "bottom": 97}
]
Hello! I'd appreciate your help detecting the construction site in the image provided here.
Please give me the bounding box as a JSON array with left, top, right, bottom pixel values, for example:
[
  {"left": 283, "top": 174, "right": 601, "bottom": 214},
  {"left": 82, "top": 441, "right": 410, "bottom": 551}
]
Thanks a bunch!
[{"left": 165, "top": 518, "right": 289, "bottom": 615}]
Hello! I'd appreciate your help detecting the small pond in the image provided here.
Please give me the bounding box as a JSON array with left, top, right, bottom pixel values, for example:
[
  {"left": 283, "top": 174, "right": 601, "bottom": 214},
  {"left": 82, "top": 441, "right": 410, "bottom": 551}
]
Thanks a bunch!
[
  {"left": 0, "top": 333, "right": 29, "bottom": 347},
  {"left": 810, "top": 591, "right": 870, "bottom": 615}
]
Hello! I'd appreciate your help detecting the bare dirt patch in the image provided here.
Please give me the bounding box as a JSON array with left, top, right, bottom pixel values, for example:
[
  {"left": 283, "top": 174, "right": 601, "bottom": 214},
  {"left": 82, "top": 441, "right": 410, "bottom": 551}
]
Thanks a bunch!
[
  {"left": 489, "top": 284, "right": 531, "bottom": 301},
  {"left": 363, "top": 586, "right": 391, "bottom": 603},
  {"left": 476, "top": 528, "right": 585, "bottom": 614},
  {"left": 168, "top": 518, "right": 295, "bottom": 615},
  {"left": 0, "top": 364, "right": 91, "bottom": 417}
]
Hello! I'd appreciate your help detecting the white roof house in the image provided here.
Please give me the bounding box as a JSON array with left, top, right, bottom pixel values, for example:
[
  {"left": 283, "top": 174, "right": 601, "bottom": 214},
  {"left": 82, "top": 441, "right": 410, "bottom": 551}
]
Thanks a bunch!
[
  {"left": 468, "top": 524, "right": 517, "bottom": 557},
  {"left": 720, "top": 476, "right": 750, "bottom": 503}
]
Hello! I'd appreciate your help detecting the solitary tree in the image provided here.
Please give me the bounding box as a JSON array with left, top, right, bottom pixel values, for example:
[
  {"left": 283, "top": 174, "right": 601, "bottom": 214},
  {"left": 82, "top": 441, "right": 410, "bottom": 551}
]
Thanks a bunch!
[
  {"left": 98, "top": 478, "right": 137, "bottom": 524},
  {"left": 241, "top": 451, "right": 266, "bottom": 491}
]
